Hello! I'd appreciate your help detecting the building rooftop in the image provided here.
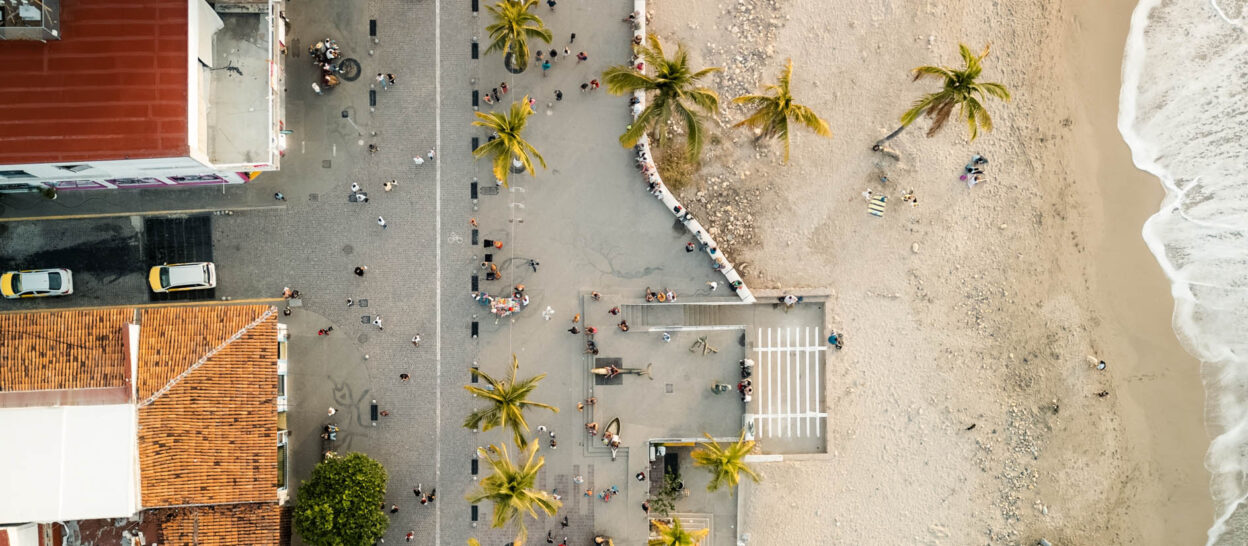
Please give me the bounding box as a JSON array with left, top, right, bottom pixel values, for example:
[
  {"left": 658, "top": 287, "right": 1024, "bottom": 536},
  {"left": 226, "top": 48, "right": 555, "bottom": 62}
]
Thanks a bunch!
[
  {"left": 0, "top": 308, "right": 134, "bottom": 392},
  {"left": 0, "top": 304, "right": 279, "bottom": 529},
  {"left": 0, "top": 0, "right": 189, "bottom": 165},
  {"left": 155, "top": 504, "right": 284, "bottom": 545},
  {"left": 0, "top": 404, "right": 140, "bottom": 523},
  {"left": 136, "top": 305, "right": 278, "bottom": 507}
]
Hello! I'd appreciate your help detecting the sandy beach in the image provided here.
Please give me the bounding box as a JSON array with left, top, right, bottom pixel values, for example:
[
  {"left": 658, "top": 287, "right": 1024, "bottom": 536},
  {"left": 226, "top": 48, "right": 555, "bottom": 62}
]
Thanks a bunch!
[{"left": 644, "top": 0, "right": 1213, "bottom": 543}]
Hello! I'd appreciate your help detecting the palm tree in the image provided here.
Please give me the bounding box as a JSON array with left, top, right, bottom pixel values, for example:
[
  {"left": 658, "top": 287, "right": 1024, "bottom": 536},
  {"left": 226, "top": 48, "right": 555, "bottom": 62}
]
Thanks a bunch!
[
  {"left": 467, "top": 442, "right": 561, "bottom": 544},
  {"left": 649, "top": 518, "right": 709, "bottom": 546},
  {"left": 464, "top": 354, "right": 558, "bottom": 447},
  {"left": 602, "top": 33, "right": 721, "bottom": 162},
  {"left": 484, "top": 0, "right": 552, "bottom": 72},
  {"left": 732, "top": 58, "right": 831, "bottom": 163},
  {"left": 878, "top": 43, "right": 1010, "bottom": 146},
  {"left": 471, "top": 97, "right": 547, "bottom": 187},
  {"left": 690, "top": 430, "right": 760, "bottom": 492}
]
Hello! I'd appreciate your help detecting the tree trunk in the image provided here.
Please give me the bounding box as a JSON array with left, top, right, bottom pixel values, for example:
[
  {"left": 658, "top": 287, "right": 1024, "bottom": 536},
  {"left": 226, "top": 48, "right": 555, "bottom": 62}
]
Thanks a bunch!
[{"left": 874, "top": 124, "right": 907, "bottom": 148}]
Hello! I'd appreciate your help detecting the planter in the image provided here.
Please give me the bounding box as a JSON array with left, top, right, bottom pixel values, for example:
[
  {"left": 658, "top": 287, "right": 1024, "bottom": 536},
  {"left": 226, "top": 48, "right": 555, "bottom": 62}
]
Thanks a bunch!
[{"left": 503, "top": 52, "right": 525, "bottom": 74}]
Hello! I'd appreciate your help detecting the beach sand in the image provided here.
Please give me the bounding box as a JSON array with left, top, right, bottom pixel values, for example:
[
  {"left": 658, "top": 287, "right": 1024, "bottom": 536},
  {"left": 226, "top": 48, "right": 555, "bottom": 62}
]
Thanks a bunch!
[{"left": 645, "top": 0, "right": 1213, "bottom": 543}]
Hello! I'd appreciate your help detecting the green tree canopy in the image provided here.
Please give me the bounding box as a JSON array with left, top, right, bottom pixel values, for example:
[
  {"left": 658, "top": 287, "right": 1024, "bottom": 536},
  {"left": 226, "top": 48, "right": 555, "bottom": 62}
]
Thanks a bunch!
[
  {"left": 467, "top": 442, "right": 561, "bottom": 544},
  {"left": 690, "top": 430, "right": 761, "bottom": 493},
  {"left": 484, "top": 0, "right": 552, "bottom": 72},
  {"left": 732, "top": 58, "right": 831, "bottom": 163},
  {"left": 293, "top": 452, "right": 389, "bottom": 546},
  {"left": 464, "top": 354, "right": 558, "bottom": 447},
  {"left": 900, "top": 43, "right": 1011, "bottom": 141},
  {"left": 471, "top": 98, "right": 547, "bottom": 187},
  {"left": 602, "top": 33, "right": 721, "bottom": 162},
  {"left": 649, "top": 517, "right": 710, "bottom": 546}
]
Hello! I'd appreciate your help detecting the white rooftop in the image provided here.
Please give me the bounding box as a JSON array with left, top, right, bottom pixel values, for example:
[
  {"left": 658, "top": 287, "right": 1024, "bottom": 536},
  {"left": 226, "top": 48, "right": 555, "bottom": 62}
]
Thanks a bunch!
[{"left": 0, "top": 404, "right": 139, "bottom": 523}]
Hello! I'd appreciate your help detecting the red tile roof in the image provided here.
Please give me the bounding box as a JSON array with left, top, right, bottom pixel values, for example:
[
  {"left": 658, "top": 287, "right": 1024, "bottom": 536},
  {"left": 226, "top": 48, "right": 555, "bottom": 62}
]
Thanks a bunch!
[
  {"left": 0, "top": 308, "right": 134, "bottom": 392},
  {"left": 0, "top": 0, "right": 189, "bottom": 165},
  {"left": 155, "top": 504, "right": 283, "bottom": 546},
  {"left": 137, "top": 305, "right": 278, "bottom": 507}
]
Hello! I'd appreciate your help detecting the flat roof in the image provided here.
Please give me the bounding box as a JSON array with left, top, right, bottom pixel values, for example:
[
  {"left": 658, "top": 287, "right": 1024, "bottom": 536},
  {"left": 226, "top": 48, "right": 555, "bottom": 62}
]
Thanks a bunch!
[
  {"left": 0, "top": 404, "right": 139, "bottom": 523},
  {"left": 0, "top": 0, "right": 189, "bottom": 165}
]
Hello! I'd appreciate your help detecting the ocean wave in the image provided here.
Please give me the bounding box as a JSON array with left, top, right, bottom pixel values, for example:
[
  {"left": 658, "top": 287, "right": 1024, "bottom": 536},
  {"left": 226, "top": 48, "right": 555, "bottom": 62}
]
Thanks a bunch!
[{"left": 1118, "top": 0, "right": 1248, "bottom": 544}]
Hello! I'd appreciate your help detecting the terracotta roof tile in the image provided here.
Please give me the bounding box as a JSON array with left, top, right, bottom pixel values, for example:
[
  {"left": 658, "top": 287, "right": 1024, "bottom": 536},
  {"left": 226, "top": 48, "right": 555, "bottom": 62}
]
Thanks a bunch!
[
  {"left": 0, "top": 308, "right": 134, "bottom": 392},
  {"left": 137, "top": 306, "right": 278, "bottom": 507},
  {"left": 137, "top": 306, "right": 266, "bottom": 401},
  {"left": 155, "top": 504, "right": 283, "bottom": 546}
]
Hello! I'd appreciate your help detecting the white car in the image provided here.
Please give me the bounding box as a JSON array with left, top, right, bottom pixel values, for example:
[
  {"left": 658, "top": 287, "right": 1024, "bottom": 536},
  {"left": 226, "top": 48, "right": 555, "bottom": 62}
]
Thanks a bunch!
[
  {"left": 149, "top": 262, "right": 216, "bottom": 293},
  {"left": 1, "top": 268, "right": 74, "bottom": 298}
]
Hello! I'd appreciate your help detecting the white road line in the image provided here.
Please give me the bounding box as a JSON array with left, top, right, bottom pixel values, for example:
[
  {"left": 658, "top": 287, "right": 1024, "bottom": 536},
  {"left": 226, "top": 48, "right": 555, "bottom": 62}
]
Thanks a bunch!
[{"left": 433, "top": 0, "right": 443, "bottom": 542}]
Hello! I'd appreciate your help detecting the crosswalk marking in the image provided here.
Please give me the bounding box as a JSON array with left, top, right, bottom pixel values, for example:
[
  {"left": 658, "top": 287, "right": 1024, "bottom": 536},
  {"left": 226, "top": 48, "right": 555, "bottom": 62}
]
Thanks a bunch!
[{"left": 751, "top": 327, "right": 827, "bottom": 439}]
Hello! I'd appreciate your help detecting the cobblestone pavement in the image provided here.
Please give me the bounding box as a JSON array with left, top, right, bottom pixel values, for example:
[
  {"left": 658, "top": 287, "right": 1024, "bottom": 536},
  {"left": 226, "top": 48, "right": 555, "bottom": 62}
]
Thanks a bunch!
[{"left": 239, "top": 0, "right": 724, "bottom": 544}]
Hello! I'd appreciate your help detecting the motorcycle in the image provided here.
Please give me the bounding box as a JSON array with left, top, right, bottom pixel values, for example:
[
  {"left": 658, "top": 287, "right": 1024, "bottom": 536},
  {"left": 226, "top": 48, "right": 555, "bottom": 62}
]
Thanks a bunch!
[{"left": 591, "top": 362, "right": 653, "bottom": 380}]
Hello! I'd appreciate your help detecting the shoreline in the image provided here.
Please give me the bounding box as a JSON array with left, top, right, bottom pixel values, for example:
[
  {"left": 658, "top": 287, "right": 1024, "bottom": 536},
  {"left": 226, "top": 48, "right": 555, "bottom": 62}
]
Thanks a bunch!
[
  {"left": 646, "top": 0, "right": 1213, "bottom": 542},
  {"left": 1070, "top": 0, "right": 1212, "bottom": 541}
]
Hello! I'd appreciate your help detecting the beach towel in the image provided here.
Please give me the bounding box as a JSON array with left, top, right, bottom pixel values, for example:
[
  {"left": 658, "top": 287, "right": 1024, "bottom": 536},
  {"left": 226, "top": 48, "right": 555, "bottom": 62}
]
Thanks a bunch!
[{"left": 868, "top": 195, "right": 887, "bottom": 217}]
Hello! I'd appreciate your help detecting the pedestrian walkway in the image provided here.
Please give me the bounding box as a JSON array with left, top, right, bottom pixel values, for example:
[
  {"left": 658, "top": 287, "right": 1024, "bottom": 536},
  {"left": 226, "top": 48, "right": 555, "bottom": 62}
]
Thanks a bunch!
[{"left": 748, "top": 326, "right": 827, "bottom": 451}]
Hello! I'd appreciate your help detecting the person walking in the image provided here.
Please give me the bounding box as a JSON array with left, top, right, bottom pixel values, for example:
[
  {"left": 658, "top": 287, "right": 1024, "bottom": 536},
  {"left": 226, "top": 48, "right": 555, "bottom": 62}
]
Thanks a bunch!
[
  {"left": 400, "top": 373, "right": 410, "bottom": 381},
  {"left": 580, "top": 82, "right": 589, "bottom": 92},
  {"left": 373, "top": 315, "right": 384, "bottom": 330},
  {"left": 355, "top": 266, "right": 368, "bottom": 276},
  {"left": 482, "top": 93, "right": 494, "bottom": 105},
  {"left": 274, "top": 192, "right": 285, "bottom": 201},
  {"left": 576, "top": 51, "right": 587, "bottom": 63},
  {"left": 608, "top": 306, "right": 620, "bottom": 315},
  {"left": 529, "top": 259, "right": 539, "bottom": 272},
  {"left": 546, "top": 0, "right": 555, "bottom": 9},
  {"left": 390, "top": 504, "right": 399, "bottom": 514},
  {"left": 554, "top": 89, "right": 563, "bottom": 101},
  {"left": 590, "top": 79, "right": 599, "bottom": 90},
  {"left": 500, "top": 82, "right": 509, "bottom": 94},
  {"left": 351, "top": 182, "right": 361, "bottom": 192},
  {"left": 427, "top": 148, "right": 436, "bottom": 162},
  {"left": 405, "top": 532, "right": 413, "bottom": 542},
  {"left": 568, "top": 326, "right": 580, "bottom": 334},
  {"left": 541, "top": 60, "right": 551, "bottom": 76},
  {"left": 377, "top": 216, "right": 387, "bottom": 228},
  {"left": 549, "top": 49, "right": 558, "bottom": 62},
  {"left": 569, "top": 33, "right": 576, "bottom": 44},
  {"left": 346, "top": 298, "right": 354, "bottom": 307},
  {"left": 411, "top": 334, "right": 421, "bottom": 347},
  {"left": 563, "top": 46, "right": 570, "bottom": 58}
]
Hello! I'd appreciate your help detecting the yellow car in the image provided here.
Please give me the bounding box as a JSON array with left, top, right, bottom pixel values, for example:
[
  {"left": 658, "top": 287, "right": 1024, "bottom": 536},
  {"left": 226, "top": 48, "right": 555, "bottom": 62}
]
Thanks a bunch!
[
  {"left": 149, "top": 262, "right": 217, "bottom": 293},
  {"left": 1, "top": 268, "right": 74, "bottom": 298}
]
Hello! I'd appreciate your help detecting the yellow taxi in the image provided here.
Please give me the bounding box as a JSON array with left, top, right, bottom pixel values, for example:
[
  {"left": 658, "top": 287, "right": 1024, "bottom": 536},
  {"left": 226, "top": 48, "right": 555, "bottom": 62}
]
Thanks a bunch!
[
  {"left": 1, "top": 268, "right": 74, "bottom": 298},
  {"left": 148, "top": 262, "right": 216, "bottom": 293}
]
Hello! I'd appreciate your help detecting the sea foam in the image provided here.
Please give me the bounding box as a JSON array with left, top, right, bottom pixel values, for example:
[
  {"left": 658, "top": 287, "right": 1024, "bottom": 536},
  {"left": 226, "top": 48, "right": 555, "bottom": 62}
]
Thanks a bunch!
[{"left": 1118, "top": 0, "right": 1248, "bottom": 544}]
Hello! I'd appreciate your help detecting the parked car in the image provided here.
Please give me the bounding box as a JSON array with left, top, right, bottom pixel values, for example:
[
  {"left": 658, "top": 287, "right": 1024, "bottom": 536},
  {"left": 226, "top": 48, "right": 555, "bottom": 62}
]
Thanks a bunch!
[
  {"left": 1, "top": 268, "right": 74, "bottom": 298},
  {"left": 149, "top": 262, "right": 216, "bottom": 293}
]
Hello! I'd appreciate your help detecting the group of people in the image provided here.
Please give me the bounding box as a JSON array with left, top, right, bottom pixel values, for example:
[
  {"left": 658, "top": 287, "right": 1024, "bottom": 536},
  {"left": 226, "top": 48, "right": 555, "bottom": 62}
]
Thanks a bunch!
[
  {"left": 961, "top": 154, "right": 990, "bottom": 187},
  {"left": 309, "top": 38, "right": 343, "bottom": 91},
  {"left": 643, "top": 286, "right": 677, "bottom": 303}
]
